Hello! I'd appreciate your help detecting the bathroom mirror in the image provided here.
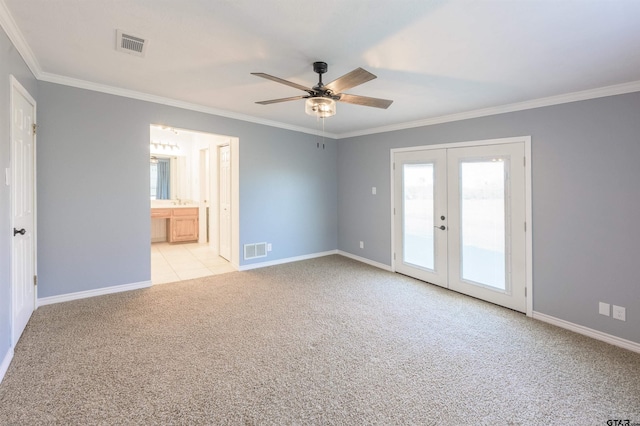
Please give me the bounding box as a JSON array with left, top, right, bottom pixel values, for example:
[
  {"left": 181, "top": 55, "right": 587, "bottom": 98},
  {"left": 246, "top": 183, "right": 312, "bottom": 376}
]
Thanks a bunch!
[
  {"left": 150, "top": 155, "right": 185, "bottom": 200},
  {"left": 150, "top": 124, "right": 195, "bottom": 202},
  {"left": 150, "top": 156, "right": 171, "bottom": 199}
]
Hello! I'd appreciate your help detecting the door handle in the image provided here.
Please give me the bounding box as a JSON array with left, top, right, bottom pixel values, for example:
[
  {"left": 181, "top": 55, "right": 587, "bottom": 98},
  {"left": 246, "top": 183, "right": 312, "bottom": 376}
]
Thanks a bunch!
[
  {"left": 13, "top": 228, "right": 26, "bottom": 236},
  {"left": 434, "top": 225, "right": 446, "bottom": 230}
]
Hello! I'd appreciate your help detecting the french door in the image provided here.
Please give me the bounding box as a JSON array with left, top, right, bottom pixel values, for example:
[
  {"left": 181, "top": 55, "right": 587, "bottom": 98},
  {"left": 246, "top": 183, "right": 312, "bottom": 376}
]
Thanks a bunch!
[{"left": 393, "top": 142, "right": 527, "bottom": 312}]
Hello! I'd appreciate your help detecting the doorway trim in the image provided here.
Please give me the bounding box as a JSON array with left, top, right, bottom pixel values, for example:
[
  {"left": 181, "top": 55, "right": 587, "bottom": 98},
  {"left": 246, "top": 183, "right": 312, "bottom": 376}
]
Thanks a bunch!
[
  {"left": 9, "top": 75, "right": 38, "bottom": 346},
  {"left": 390, "top": 136, "right": 533, "bottom": 316}
]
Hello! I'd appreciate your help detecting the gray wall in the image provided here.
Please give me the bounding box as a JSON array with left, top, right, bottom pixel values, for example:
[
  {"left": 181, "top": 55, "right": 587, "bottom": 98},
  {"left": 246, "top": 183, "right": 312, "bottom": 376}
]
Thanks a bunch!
[
  {"left": 0, "top": 27, "right": 38, "bottom": 366},
  {"left": 37, "top": 82, "right": 337, "bottom": 298},
  {"left": 338, "top": 92, "right": 640, "bottom": 344}
]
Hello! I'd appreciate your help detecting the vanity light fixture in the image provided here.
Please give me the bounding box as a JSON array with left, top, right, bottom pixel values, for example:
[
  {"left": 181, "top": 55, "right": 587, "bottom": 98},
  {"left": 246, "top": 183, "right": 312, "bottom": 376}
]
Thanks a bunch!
[{"left": 150, "top": 141, "right": 180, "bottom": 151}]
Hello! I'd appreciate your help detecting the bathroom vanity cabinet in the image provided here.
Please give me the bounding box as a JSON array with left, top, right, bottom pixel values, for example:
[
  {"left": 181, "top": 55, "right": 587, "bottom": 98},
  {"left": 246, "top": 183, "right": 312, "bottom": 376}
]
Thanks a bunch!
[{"left": 151, "top": 207, "right": 199, "bottom": 243}]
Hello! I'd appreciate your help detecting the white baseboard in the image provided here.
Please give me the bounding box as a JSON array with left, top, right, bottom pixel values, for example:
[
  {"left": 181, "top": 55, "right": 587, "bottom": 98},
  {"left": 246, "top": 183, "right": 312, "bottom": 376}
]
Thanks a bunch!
[
  {"left": 239, "top": 250, "right": 338, "bottom": 271},
  {"left": 533, "top": 311, "right": 640, "bottom": 354},
  {"left": 238, "top": 250, "right": 394, "bottom": 272},
  {"left": 37, "top": 280, "right": 152, "bottom": 307},
  {"left": 337, "top": 250, "right": 393, "bottom": 272},
  {"left": 0, "top": 346, "right": 14, "bottom": 385}
]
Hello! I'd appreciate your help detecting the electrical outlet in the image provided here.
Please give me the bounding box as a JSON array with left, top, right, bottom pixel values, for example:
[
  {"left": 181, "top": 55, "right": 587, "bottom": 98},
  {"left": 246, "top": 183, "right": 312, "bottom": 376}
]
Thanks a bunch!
[
  {"left": 359, "top": 241, "right": 364, "bottom": 249},
  {"left": 267, "top": 243, "right": 272, "bottom": 252},
  {"left": 612, "top": 305, "right": 626, "bottom": 321},
  {"left": 372, "top": 187, "right": 377, "bottom": 195},
  {"left": 599, "top": 302, "right": 610, "bottom": 316}
]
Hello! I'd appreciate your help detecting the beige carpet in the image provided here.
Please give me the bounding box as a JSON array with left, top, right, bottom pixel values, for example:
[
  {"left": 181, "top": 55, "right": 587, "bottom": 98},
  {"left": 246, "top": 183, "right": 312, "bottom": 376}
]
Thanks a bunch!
[{"left": 1, "top": 255, "right": 639, "bottom": 425}]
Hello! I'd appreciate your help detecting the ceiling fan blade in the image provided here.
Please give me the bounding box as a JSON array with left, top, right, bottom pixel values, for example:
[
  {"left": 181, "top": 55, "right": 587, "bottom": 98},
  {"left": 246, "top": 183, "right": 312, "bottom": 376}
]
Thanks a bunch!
[
  {"left": 251, "top": 72, "right": 313, "bottom": 93},
  {"left": 338, "top": 93, "right": 393, "bottom": 109},
  {"left": 325, "top": 68, "right": 377, "bottom": 94},
  {"left": 255, "top": 95, "right": 307, "bottom": 105}
]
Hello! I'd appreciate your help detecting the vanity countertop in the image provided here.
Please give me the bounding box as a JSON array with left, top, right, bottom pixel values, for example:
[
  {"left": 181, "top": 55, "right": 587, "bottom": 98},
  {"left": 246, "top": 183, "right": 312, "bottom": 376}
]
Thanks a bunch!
[{"left": 151, "top": 201, "right": 198, "bottom": 209}]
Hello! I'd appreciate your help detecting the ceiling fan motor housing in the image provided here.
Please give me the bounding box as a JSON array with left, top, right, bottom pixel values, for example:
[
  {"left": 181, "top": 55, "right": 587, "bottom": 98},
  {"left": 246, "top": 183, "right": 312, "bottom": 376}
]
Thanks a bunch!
[{"left": 313, "top": 61, "right": 328, "bottom": 74}]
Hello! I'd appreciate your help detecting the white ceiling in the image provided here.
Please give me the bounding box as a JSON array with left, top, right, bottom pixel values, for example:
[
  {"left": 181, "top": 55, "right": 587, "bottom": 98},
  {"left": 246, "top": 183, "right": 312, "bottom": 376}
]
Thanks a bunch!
[{"left": 3, "top": 0, "right": 640, "bottom": 137}]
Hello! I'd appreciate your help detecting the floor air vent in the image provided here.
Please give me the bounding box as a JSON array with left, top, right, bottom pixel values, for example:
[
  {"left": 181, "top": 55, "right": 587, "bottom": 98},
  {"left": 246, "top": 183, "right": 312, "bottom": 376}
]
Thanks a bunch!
[
  {"left": 244, "top": 242, "right": 267, "bottom": 260},
  {"left": 116, "top": 30, "right": 147, "bottom": 57}
]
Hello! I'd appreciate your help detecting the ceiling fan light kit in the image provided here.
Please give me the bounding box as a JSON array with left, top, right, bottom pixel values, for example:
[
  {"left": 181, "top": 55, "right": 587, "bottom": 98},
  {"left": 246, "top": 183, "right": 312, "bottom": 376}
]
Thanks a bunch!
[
  {"left": 252, "top": 61, "right": 393, "bottom": 119},
  {"left": 305, "top": 97, "right": 336, "bottom": 118}
]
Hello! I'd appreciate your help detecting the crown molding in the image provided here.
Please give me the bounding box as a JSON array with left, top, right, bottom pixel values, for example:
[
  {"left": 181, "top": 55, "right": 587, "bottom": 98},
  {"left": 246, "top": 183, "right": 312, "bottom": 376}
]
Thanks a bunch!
[
  {"left": 0, "top": 0, "right": 41, "bottom": 78},
  {"left": 38, "top": 72, "right": 339, "bottom": 139},
  {"left": 0, "top": 0, "right": 337, "bottom": 139},
  {"left": 336, "top": 80, "right": 640, "bottom": 139},
  {"left": 3, "top": 0, "right": 640, "bottom": 140},
  {"left": 31, "top": 70, "right": 640, "bottom": 141}
]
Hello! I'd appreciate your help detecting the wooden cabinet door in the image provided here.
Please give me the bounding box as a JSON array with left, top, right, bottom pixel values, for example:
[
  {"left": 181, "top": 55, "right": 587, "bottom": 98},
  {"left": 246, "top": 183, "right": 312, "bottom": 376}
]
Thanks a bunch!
[{"left": 170, "top": 216, "right": 199, "bottom": 242}]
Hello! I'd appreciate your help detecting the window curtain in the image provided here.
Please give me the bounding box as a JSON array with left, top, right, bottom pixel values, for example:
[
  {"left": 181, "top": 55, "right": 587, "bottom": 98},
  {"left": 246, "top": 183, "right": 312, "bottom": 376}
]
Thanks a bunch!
[{"left": 156, "top": 159, "right": 170, "bottom": 199}]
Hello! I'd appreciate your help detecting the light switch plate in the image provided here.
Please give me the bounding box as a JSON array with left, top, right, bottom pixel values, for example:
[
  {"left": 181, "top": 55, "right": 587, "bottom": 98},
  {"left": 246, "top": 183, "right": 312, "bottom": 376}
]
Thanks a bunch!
[{"left": 599, "top": 302, "right": 610, "bottom": 316}]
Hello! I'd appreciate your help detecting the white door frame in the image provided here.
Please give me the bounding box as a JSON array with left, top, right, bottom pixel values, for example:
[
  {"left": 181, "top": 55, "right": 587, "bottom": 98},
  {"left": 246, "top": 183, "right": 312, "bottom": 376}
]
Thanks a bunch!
[
  {"left": 198, "top": 147, "right": 210, "bottom": 244},
  {"left": 10, "top": 75, "right": 38, "bottom": 345},
  {"left": 217, "top": 144, "right": 232, "bottom": 261},
  {"left": 390, "top": 136, "right": 533, "bottom": 316}
]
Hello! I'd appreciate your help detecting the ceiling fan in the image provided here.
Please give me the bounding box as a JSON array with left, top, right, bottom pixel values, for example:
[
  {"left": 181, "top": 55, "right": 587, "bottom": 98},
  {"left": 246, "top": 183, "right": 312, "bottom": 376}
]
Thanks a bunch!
[{"left": 251, "top": 61, "right": 393, "bottom": 118}]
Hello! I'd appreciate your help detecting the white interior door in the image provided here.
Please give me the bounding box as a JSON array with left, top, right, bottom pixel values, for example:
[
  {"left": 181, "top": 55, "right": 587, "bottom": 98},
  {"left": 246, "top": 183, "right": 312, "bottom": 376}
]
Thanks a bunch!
[
  {"left": 393, "top": 142, "right": 527, "bottom": 312},
  {"left": 10, "top": 76, "right": 37, "bottom": 345},
  {"left": 218, "top": 145, "right": 231, "bottom": 261}
]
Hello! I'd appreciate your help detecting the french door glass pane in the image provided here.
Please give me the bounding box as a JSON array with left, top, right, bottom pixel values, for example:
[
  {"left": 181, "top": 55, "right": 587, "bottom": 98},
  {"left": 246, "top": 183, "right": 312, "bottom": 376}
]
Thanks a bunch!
[
  {"left": 460, "top": 160, "right": 506, "bottom": 290},
  {"left": 403, "top": 164, "right": 435, "bottom": 270}
]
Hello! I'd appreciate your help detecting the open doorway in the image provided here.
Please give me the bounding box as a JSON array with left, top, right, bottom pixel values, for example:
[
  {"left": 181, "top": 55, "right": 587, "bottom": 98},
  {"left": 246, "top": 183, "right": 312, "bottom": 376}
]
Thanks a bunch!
[{"left": 149, "top": 124, "right": 240, "bottom": 284}]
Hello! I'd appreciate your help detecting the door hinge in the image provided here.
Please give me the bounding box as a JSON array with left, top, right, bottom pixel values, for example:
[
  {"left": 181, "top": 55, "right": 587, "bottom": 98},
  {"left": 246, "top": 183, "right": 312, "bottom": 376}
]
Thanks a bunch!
[
  {"left": 393, "top": 162, "right": 395, "bottom": 170},
  {"left": 524, "top": 287, "right": 527, "bottom": 297},
  {"left": 524, "top": 221, "right": 527, "bottom": 232},
  {"left": 32, "top": 123, "right": 38, "bottom": 136},
  {"left": 393, "top": 252, "right": 396, "bottom": 260},
  {"left": 523, "top": 156, "right": 526, "bottom": 167},
  {"left": 34, "top": 275, "right": 37, "bottom": 286}
]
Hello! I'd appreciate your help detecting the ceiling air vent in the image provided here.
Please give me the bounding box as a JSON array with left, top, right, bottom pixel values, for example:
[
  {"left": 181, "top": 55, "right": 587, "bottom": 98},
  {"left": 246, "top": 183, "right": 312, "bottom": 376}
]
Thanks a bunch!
[{"left": 116, "top": 30, "right": 147, "bottom": 57}]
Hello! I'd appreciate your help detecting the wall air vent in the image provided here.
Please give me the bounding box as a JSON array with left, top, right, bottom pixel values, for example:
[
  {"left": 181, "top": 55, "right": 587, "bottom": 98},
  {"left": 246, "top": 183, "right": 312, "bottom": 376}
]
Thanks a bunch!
[
  {"left": 116, "top": 30, "right": 147, "bottom": 57},
  {"left": 244, "top": 242, "right": 267, "bottom": 260}
]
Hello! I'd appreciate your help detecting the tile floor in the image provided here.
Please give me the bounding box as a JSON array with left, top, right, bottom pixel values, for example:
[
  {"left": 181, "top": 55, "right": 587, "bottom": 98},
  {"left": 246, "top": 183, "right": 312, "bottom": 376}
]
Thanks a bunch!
[{"left": 151, "top": 242, "right": 235, "bottom": 285}]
